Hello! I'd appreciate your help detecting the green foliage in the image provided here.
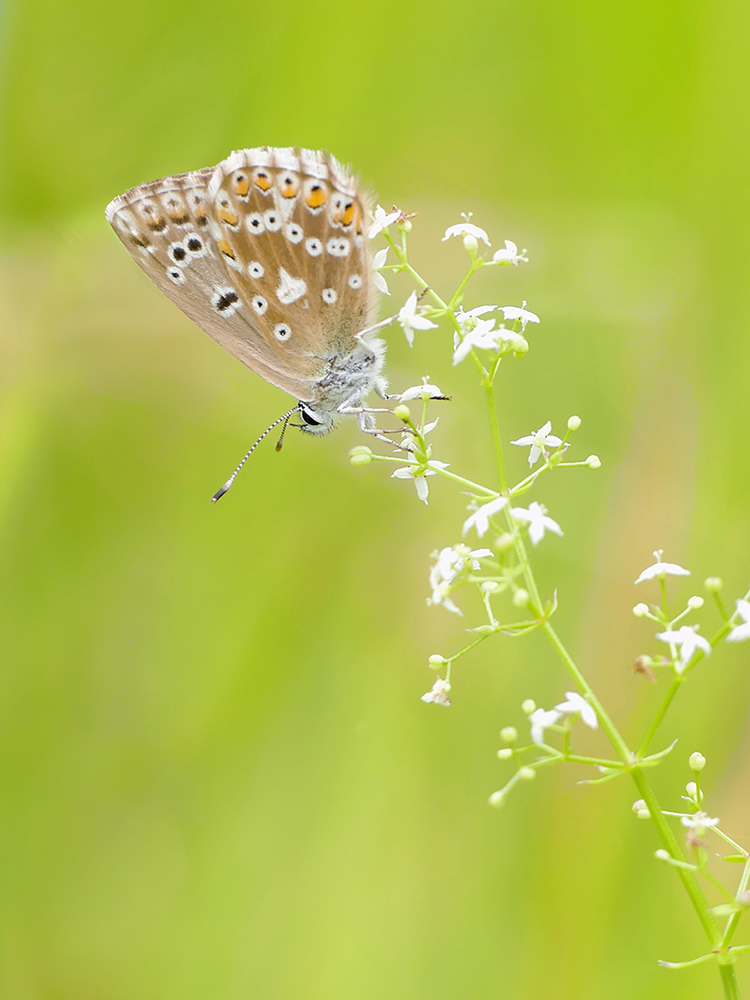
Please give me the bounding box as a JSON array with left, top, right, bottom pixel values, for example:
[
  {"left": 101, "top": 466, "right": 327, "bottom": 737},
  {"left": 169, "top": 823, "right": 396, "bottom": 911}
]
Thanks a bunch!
[{"left": 1, "top": 0, "right": 749, "bottom": 997}]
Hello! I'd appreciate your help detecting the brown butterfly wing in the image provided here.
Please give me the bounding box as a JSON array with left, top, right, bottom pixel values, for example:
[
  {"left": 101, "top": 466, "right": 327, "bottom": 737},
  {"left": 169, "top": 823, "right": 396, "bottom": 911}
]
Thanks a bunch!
[
  {"left": 206, "top": 147, "right": 376, "bottom": 365},
  {"left": 105, "top": 166, "right": 313, "bottom": 400}
]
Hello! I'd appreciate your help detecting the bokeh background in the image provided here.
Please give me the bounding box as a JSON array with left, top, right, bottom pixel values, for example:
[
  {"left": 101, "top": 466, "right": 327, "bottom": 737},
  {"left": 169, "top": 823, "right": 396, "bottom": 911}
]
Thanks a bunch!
[{"left": 1, "top": 0, "right": 749, "bottom": 997}]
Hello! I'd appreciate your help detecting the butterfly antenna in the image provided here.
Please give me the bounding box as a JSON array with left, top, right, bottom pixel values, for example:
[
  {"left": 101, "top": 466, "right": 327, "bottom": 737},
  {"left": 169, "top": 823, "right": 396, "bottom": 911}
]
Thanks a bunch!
[
  {"left": 211, "top": 405, "right": 300, "bottom": 503},
  {"left": 274, "top": 410, "right": 295, "bottom": 452}
]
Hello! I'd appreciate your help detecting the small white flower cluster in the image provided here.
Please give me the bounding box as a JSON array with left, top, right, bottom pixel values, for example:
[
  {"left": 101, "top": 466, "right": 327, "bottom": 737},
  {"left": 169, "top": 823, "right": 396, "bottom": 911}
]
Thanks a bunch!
[
  {"left": 528, "top": 692, "right": 598, "bottom": 745},
  {"left": 632, "top": 551, "right": 750, "bottom": 674},
  {"left": 452, "top": 303, "right": 539, "bottom": 366},
  {"left": 427, "top": 544, "right": 494, "bottom": 617}
]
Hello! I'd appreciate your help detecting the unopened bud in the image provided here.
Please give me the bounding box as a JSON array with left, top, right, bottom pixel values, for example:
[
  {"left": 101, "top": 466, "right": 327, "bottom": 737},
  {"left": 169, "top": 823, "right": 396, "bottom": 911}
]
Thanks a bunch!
[
  {"left": 567, "top": 415, "right": 581, "bottom": 431},
  {"left": 488, "top": 790, "right": 505, "bottom": 808},
  {"left": 398, "top": 218, "right": 412, "bottom": 234},
  {"left": 512, "top": 337, "right": 529, "bottom": 357},
  {"left": 633, "top": 603, "right": 649, "bottom": 617},
  {"left": 654, "top": 849, "right": 671, "bottom": 862},
  {"left": 513, "top": 588, "right": 530, "bottom": 608},
  {"left": 497, "top": 748, "right": 513, "bottom": 760},
  {"left": 685, "top": 781, "right": 698, "bottom": 796},
  {"left": 393, "top": 404, "right": 411, "bottom": 422},
  {"left": 586, "top": 455, "right": 601, "bottom": 469},
  {"left": 689, "top": 752, "right": 706, "bottom": 772},
  {"left": 705, "top": 577, "right": 723, "bottom": 592},
  {"left": 501, "top": 726, "right": 518, "bottom": 744},
  {"left": 481, "top": 581, "right": 499, "bottom": 594},
  {"left": 522, "top": 699, "right": 536, "bottom": 715},
  {"left": 428, "top": 654, "right": 447, "bottom": 670},
  {"left": 494, "top": 533, "right": 515, "bottom": 553},
  {"left": 518, "top": 766, "right": 536, "bottom": 781},
  {"left": 687, "top": 596, "right": 704, "bottom": 609},
  {"left": 349, "top": 445, "right": 373, "bottom": 467},
  {"left": 462, "top": 234, "right": 478, "bottom": 254}
]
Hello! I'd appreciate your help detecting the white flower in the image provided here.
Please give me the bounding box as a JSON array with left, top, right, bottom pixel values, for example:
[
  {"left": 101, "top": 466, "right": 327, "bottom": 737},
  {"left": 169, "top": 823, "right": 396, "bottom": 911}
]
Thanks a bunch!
[
  {"left": 368, "top": 205, "right": 400, "bottom": 239},
  {"left": 727, "top": 600, "right": 750, "bottom": 643},
  {"left": 462, "top": 496, "right": 508, "bottom": 537},
  {"left": 452, "top": 319, "right": 501, "bottom": 365},
  {"left": 510, "top": 501, "right": 563, "bottom": 546},
  {"left": 421, "top": 677, "right": 452, "bottom": 706},
  {"left": 530, "top": 707, "right": 562, "bottom": 745},
  {"left": 427, "top": 544, "right": 492, "bottom": 615},
  {"left": 397, "top": 291, "right": 438, "bottom": 347},
  {"left": 397, "top": 379, "right": 446, "bottom": 402},
  {"left": 457, "top": 305, "right": 497, "bottom": 328},
  {"left": 372, "top": 247, "right": 390, "bottom": 295},
  {"left": 500, "top": 303, "right": 540, "bottom": 331},
  {"left": 391, "top": 456, "right": 448, "bottom": 504},
  {"left": 492, "top": 240, "right": 528, "bottom": 265},
  {"left": 656, "top": 625, "right": 711, "bottom": 667},
  {"left": 635, "top": 550, "right": 690, "bottom": 584},
  {"left": 442, "top": 222, "right": 491, "bottom": 246},
  {"left": 555, "top": 691, "right": 598, "bottom": 729},
  {"left": 680, "top": 811, "right": 719, "bottom": 831},
  {"left": 510, "top": 420, "right": 563, "bottom": 467}
]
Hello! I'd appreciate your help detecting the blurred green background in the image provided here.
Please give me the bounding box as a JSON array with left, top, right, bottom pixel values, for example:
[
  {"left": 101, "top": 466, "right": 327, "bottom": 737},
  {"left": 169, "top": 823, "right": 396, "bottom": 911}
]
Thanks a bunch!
[{"left": 1, "top": 0, "right": 749, "bottom": 997}]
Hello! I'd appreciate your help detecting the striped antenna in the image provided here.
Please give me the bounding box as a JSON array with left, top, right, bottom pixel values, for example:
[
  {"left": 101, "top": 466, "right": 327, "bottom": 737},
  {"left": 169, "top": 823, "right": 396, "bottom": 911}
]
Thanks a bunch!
[{"left": 211, "top": 405, "right": 300, "bottom": 503}]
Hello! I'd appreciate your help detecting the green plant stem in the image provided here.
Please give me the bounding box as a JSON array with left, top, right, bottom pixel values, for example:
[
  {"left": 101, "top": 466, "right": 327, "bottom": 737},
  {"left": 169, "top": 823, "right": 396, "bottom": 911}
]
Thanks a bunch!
[
  {"left": 720, "top": 965, "right": 740, "bottom": 1000},
  {"left": 637, "top": 677, "right": 683, "bottom": 757},
  {"left": 481, "top": 374, "right": 738, "bottom": 997}
]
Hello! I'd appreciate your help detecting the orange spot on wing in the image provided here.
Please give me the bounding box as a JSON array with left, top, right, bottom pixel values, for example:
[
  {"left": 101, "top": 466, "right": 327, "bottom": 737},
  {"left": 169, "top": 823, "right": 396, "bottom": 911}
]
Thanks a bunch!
[
  {"left": 217, "top": 239, "right": 236, "bottom": 259},
  {"left": 218, "top": 207, "right": 239, "bottom": 227},
  {"left": 254, "top": 170, "right": 272, "bottom": 191},
  {"left": 306, "top": 184, "right": 327, "bottom": 209},
  {"left": 234, "top": 175, "right": 250, "bottom": 196},
  {"left": 281, "top": 178, "right": 299, "bottom": 198},
  {"left": 342, "top": 202, "right": 355, "bottom": 226}
]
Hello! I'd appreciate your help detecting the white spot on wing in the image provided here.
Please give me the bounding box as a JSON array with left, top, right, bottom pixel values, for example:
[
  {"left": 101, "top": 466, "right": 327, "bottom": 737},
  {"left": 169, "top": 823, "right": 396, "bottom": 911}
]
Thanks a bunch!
[
  {"left": 276, "top": 268, "right": 307, "bottom": 305},
  {"left": 322, "top": 288, "right": 337, "bottom": 304}
]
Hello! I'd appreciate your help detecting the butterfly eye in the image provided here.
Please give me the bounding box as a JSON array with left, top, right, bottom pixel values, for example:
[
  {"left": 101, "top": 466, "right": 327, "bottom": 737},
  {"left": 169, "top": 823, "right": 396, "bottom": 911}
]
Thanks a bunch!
[{"left": 300, "top": 406, "right": 322, "bottom": 426}]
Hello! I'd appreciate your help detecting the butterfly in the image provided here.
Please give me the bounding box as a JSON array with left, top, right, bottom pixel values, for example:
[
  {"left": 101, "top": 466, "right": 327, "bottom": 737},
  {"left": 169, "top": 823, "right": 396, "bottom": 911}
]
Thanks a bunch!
[{"left": 106, "top": 146, "right": 395, "bottom": 499}]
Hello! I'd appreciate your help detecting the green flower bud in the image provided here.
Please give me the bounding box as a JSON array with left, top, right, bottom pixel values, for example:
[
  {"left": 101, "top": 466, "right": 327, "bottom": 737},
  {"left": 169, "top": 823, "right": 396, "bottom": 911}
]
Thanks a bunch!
[
  {"left": 633, "top": 603, "right": 649, "bottom": 617},
  {"left": 548, "top": 451, "right": 563, "bottom": 467},
  {"left": 481, "top": 581, "right": 499, "bottom": 594},
  {"left": 567, "top": 415, "right": 581, "bottom": 431},
  {"left": 654, "top": 849, "right": 671, "bottom": 861},
  {"left": 428, "top": 654, "right": 447, "bottom": 669},
  {"left": 521, "top": 699, "right": 536, "bottom": 715},
  {"left": 397, "top": 218, "right": 412, "bottom": 233},
  {"left": 512, "top": 337, "right": 529, "bottom": 357},
  {"left": 494, "top": 533, "right": 515, "bottom": 553},
  {"left": 685, "top": 781, "right": 698, "bottom": 796},
  {"left": 689, "top": 752, "right": 706, "bottom": 771},
  {"left": 393, "top": 404, "right": 411, "bottom": 422},
  {"left": 705, "top": 577, "right": 723, "bottom": 592},
  {"left": 501, "top": 726, "right": 518, "bottom": 744},
  {"left": 518, "top": 766, "right": 536, "bottom": 781},
  {"left": 462, "top": 234, "right": 478, "bottom": 254},
  {"left": 497, "top": 748, "right": 513, "bottom": 760},
  {"left": 586, "top": 455, "right": 601, "bottom": 469},
  {"left": 513, "top": 588, "right": 529, "bottom": 608},
  {"left": 488, "top": 790, "right": 505, "bottom": 808}
]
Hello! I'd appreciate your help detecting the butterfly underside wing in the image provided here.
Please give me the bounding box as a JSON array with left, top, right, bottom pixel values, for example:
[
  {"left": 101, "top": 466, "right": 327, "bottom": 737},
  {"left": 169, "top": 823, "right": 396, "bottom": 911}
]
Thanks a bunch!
[{"left": 105, "top": 147, "right": 379, "bottom": 408}]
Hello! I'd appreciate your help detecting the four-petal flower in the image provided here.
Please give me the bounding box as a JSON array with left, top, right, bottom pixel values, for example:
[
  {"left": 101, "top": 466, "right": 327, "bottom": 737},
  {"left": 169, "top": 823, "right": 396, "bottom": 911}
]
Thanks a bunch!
[
  {"left": 511, "top": 421, "right": 562, "bottom": 467},
  {"left": 510, "top": 502, "right": 563, "bottom": 546},
  {"left": 656, "top": 625, "right": 711, "bottom": 668}
]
